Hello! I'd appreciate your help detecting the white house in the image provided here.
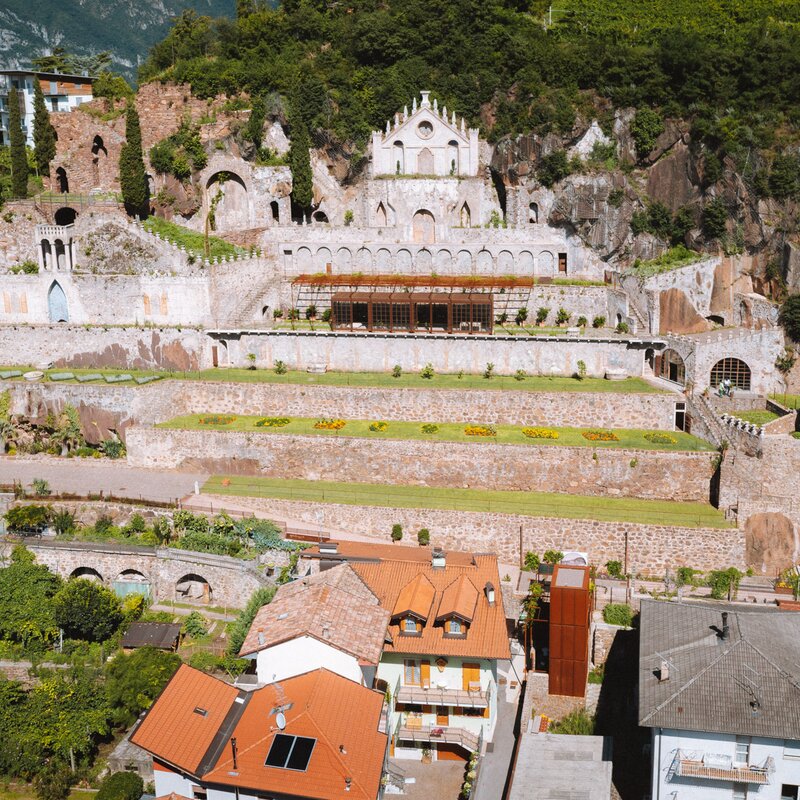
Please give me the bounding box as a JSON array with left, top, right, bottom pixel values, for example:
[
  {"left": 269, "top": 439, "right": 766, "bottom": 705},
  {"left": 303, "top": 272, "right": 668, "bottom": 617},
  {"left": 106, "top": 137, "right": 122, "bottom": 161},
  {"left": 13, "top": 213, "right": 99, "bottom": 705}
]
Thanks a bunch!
[{"left": 639, "top": 599, "right": 800, "bottom": 800}]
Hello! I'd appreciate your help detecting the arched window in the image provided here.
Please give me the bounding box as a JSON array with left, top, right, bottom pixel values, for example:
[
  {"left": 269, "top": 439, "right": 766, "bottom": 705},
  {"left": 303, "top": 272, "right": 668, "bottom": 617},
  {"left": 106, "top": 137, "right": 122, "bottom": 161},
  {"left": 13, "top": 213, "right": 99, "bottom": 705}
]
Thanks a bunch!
[
  {"left": 55, "top": 167, "right": 69, "bottom": 194},
  {"left": 54, "top": 207, "right": 77, "bottom": 226},
  {"left": 270, "top": 200, "right": 280, "bottom": 222},
  {"left": 376, "top": 202, "right": 387, "bottom": 227},
  {"left": 412, "top": 210, "right": 435, "bottom": 244},
  {"left": 710, "top": 358, "right": 751, "bottom": 391},
  {"left": 48, "top": 281, "right": 69, "bottom": 323},
  {"left": 448, "top": 140, "right": 459, "bottom": 175},
  {"left": 91, "top": 135, "right": 107, "bottom": 156},
  {"left": 416, "top": 147, "right": 434, "bottom": 174},
  {"left": 460, "top": 202, "right": 471, "bottom": 228},
  {"left": 312, "top": 210, "right": 329, "bottom": 223},
  {"left": 529, "top": 202, "right": 539, "bottom": 224},
  {"left": 654, "top": 349, "right": 686, "bottom": 385},
  {"left": 393, "top": 141, "right": 405, "bottom": 175}
]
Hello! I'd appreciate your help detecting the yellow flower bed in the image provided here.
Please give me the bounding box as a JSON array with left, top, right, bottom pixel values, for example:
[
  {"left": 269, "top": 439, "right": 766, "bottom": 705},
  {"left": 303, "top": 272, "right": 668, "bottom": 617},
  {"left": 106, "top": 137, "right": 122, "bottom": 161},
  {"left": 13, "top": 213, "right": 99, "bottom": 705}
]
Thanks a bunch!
[
  {"left": 314, "top": 418, "right": 346, "bottom": 430},
  {"left": 255, "top": 417, "right": 291, "bottom": 427},
  {"left": 369, "top": 421, "right": 389, "bottom": 432},
  {"left": 643, "top": 432, "right": 677, "bottom": 444},
  {"left": 521, "top": 427, "right": 559, "bottom": 439},
  {"left": 464, "top": 424, "right": 497, "bottom": 437}
]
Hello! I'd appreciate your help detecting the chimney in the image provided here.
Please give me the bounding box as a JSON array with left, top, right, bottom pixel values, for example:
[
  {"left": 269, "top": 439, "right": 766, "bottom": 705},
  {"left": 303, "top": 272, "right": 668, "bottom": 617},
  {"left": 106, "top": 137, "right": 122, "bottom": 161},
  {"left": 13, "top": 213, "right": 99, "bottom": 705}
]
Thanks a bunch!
[
  {"left": 721, "top": 612, "right": 730, "bottom": 641},
  {"left": 432, "top": 547, "right": 446, "bottom": 569},
  {"left": 658, "top": 660, "right": 670, "bottom": 682},
  {"left": 231, "top": 737, "right": 238, "bottom": 769},
  {"left": 321, "top": 622, "right": 331, "bottom": 639},
  {"left": 345, "top": 778, "right": 352, "bottom": 792},
  {"left": 485, "top": 582, "right": 496, "bottom": 606},
  {"left": 319, "top": 541, "right": 339, "bottom": 555}
]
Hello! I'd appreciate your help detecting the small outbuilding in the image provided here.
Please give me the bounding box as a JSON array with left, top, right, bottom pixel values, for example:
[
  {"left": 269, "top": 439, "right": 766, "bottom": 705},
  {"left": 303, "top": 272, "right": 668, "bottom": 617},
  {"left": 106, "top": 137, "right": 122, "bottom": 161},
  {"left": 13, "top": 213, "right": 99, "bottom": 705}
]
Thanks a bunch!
[{"left": 121, "top": 622, "right": 181, "bottom": 653}]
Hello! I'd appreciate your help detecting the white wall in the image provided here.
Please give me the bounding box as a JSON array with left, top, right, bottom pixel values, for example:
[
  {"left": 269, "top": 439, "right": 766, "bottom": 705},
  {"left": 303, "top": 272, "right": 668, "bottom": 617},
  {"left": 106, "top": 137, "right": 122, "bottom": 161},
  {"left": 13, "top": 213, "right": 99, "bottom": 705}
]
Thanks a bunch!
[
  {"left": 253, "top": 636, "right": 364, "bottom": 685},
  {"left": 651, "top": 727, "right": 800, "bottom": 800},
  {"left": 153, "top": 765, "right": 197, "bottom": 798}
]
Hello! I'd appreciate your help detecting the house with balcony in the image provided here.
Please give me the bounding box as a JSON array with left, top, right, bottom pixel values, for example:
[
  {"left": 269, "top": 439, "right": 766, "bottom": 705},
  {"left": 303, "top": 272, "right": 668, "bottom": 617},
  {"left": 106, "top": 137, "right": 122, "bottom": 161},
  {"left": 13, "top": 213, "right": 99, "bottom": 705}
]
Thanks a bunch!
[
  {"left": 130, "top": 664, "right": 390, "bottom": 800},
  {"left": 639, "top": 598, "right": 800, "bottom": 800},
  {"left": 297, "top": 543, "right": 510, "bottom": 762}
]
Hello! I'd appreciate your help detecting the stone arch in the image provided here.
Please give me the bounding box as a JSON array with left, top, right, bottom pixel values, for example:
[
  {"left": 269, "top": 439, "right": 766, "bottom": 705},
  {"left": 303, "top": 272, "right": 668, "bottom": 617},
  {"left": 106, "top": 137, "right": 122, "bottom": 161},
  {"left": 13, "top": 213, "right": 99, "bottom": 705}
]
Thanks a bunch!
[
  {"left": 518, "top": 250, "right": 534, "bottom": 273},
  {"left": 175, "top": 573, "right": 213, "bottom": 603},
  {"left": 476, "top": 249, "right": 493, "bottom": 274},
  {"left": 356, "top": 247, "right": 372, "bottom": 272},
  {"left": 654, "top": 348, "right": 686, "bottom": 385},
  {"left": 117, "top": 568, "right": 148, "bottom": 583},
  {"left": 412, "top": 210, "right": 435, "bottom": 244},
  {"left": 91, "top": 135, "right": 107, "bottom": 156},
  {"left": 435, "top": 249, "right": 452, "bottom": 272},
  {"left": 54, "top": 239, "right": 67, "bottom": 271},
  {"left": 459, "top": 202, "right": 471, "bottom": 227},
  {"left": 498, "top": 250, "right": 514, "bottom": 273},
  {"left": 40, "top": 239, "right": 52, "bottom": 270},
  {"left": 529, "top": 202, "right": 539, "bottom": 224},
  {"left": 270, "top": 200, "right": 280, "bottom": 222},
  {"left": 710, "top": 358, "right": 751, "bottom": 391},
  {"left": 396, "top": 249, "right": 412, "bottom": 271},
  {"left": 448, "top": 141, "right": 460, "bottom": 176},
  {"left": 206, "top": 171, "right": 249, "bottom": 231},
  {"left": 457, "top": 250, "right": 473, "bottom": 273},
  {"left": 313, "top": 210, "right": 329, "bottom": 223},
  {"left": 54, "top": 207, "right": 77, "bottom": 226},
  {"left": 70, "top": 566, "right": 103, "bottom": 582},
  {"left": 316, "top": 247, "right": 332, "bottom": 271},
  {"left": 417, "top": 147, "right": 434, "bottom": 174},
  {"left": 55, "top": 167, "right": 69, "bottom": 194},
  {"left": 745, "top": 512, "right": 797, "bottom": 572},
  {"left": 376, "top": 202, "right": 387, "bottom": 227},
  {"left": 261, "top": 305, "right": 269, "bottom": 318},
  {"left": 417, "top": 248, "right": 432, "bottom": 271},
  {"left": 335, "top": 247, "right": 353, "bottom": 271},
  {"left": 296, "top": 247, "right": 313, "bottom": 272},
  {"left": 393, "top": 141, "right": 405, "bottom": 174},
  {"left": 48, "top": 281, "right": 68, "bottom": 322},
  {"left": 376, "top": 248, "right": 392, "bottom": 271},
  {"left": 538, "top": 250, "right": 555, "bottom": 277}
]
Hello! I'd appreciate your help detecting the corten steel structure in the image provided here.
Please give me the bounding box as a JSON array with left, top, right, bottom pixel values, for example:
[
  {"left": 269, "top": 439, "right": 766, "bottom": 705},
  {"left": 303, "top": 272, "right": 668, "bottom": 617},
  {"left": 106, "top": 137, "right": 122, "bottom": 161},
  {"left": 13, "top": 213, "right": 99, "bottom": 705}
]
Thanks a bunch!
[
  {"left": 331, "top": 291, "right": 494, "bottom": 334},
  {"left": 548, "top": 564, "right": 592, "bottom": 698}
]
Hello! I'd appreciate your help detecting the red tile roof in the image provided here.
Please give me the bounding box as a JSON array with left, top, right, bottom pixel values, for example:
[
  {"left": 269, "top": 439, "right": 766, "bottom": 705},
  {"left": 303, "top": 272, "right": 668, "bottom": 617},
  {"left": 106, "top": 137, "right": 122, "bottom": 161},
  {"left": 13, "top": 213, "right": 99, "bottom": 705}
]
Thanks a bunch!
[
  {"left": 392, "top": 573, "right": 436, "bottom": 620},
  {"left": 130, "top": 665, "right": 241, "bottom": 774},
  {"left": 436, "top": 575, "right": 479, "bottom": 622}
]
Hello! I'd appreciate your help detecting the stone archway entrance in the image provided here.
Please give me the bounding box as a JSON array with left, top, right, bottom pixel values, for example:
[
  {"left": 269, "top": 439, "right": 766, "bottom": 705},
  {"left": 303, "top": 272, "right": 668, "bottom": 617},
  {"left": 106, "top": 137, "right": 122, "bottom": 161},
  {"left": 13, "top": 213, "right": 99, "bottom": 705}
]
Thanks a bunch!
[
  {"left": 206, "top": 171, "right": 249, "bottom": 231},
  {"left": 412, "top": 209, "right": 435, "bottom": 244},
  {"left": 48, "top": 281, "right": 69, "bottom": 322}
]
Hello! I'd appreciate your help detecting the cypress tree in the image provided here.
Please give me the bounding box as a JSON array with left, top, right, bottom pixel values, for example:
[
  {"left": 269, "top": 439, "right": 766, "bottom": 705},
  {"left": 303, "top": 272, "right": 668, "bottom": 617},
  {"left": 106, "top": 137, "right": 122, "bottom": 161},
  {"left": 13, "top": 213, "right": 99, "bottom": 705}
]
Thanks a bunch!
[
  {"left": 33, "top": 81, "right": 57, "bottom": 178},
  {"left": 119, "top": 102, "right": 149, "bottom": 216},
  {"left": 8, "top": 87, "right": 29, "bottom": 198},
  {"left": 288, "top": 113, "right": 313, "bottom": 214}
]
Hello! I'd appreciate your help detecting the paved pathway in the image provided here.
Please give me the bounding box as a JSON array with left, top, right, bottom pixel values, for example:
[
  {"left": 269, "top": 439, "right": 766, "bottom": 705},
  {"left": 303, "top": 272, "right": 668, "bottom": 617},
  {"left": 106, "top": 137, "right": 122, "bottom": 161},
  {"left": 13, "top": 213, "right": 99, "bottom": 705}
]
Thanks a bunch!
[{"left": 474, "top": 697, "right": 519, "bottom": 800}]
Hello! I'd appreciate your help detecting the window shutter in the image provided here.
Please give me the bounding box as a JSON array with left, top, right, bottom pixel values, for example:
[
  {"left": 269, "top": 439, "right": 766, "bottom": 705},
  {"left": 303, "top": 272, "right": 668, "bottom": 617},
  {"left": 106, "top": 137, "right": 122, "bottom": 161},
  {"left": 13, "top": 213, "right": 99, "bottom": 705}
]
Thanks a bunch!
[{"left": 420, "top": 661, "right": 430, "bottom": 687}]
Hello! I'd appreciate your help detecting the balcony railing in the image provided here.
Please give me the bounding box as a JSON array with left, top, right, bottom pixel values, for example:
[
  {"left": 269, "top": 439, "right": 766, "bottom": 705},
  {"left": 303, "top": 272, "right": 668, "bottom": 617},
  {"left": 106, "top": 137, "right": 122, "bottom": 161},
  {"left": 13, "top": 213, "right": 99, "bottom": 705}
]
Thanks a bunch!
[
  {"left": 398, "top": 724, "right": 479, "bottom": 751},
  {"left": 396, "top": 685, "right": 488, "bottom": 708},
  {"left": 671, "top": 751, "right": 775, "bottom": 785}
]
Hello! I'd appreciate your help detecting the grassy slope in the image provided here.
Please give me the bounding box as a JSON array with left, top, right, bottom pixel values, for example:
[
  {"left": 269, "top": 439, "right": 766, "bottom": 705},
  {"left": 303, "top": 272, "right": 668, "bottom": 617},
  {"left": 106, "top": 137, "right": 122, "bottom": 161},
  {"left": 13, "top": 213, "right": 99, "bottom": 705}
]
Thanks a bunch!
[
  {"left": 161, "top": 414, "right": 714, "bottom": 452},
  {"left": 731, "top": 410, "right": 780, "bottom": 425},
  {"left": 203, "top": 476, "right": 731, "bottom": 529},
  {"left": 143, "top": 216, "right": 246, "bottom": 259}
]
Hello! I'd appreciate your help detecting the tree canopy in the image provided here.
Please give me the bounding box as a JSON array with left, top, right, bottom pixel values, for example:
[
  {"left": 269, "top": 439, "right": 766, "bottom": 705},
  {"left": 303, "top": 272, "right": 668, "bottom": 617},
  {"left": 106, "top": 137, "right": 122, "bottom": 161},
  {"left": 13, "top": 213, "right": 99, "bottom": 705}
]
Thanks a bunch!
[{"left": 53, "top": 579, "right": 124, "bottom": 642}]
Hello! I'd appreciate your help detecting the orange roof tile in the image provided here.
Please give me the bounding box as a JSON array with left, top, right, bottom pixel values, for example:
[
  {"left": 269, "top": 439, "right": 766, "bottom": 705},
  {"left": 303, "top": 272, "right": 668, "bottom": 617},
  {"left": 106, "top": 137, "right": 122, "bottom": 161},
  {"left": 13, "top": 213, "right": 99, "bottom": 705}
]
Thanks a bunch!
[
  {"left": 239, "top": 564, "right": 389, "bottom": 664},
  {"left": 392, "top": 573, "right": 436, "bottom": 620},
  {"left": 436, "top": 575, "right": 479, "bottom": 622},
  {"left": 130, "top": 665, "right": 241, "bottom": 774},
  {"left": 303, "top": 541, "right": 476, "bottom": 566},
  {"left": 203, "top": 669, "right": 387, "bottom": 800},
  {"left": 351, "top": 554, "right": 510, "bottom": 660}
]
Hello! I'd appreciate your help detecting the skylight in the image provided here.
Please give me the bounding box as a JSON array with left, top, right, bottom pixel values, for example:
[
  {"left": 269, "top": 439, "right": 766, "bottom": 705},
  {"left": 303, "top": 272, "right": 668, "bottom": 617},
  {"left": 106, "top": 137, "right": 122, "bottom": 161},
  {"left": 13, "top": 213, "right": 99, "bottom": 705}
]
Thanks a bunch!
[{"left": 265, "top": 734, "right": 316, "bottom": 771}]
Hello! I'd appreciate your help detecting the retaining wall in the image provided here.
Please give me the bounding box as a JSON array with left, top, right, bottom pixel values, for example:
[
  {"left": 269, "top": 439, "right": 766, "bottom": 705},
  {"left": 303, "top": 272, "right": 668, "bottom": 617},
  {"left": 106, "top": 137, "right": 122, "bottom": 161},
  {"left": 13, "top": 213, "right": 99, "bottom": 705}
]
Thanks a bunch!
[{"left": 127, "top": 427, "right": 713, "bottom": 501}]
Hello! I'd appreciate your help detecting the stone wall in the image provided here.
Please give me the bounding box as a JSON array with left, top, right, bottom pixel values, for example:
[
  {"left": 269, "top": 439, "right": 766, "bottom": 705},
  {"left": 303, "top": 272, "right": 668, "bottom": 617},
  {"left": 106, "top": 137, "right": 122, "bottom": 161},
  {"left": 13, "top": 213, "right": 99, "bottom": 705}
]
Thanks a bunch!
[
  {"left": 0, "top": 326, "right": 209, "bottom": 371},
  {"left": 126, "top": 427, "right": 712, "bottom": 501},
  {"left": 206, "top": 494, "right": 743, "bottom": 574},
  {"left": 221, "top": 330, "right": 654, "bottom": 378},
  {"left": 8, "top": 379, "right": 683, "bottom": 432}
]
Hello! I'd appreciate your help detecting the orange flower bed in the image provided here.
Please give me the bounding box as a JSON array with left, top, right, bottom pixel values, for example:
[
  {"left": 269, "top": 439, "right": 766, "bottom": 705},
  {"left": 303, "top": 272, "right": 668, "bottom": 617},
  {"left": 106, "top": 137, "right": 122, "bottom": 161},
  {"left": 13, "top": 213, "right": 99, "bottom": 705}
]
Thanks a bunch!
[
  {"left": 581, "top": 429, "right": 619, "bottom": 442},
  {"left": 464, "top": 424, "right": 497, "bottom": 437},
  {"left": 314, "top": 418, "right": 346, "bottom": 430},
  {"left": 521, "top": 427, "right": 559, "bottom": 439},
  {"left": 198, "top": 415, "right": 236, "bottom": 425}
]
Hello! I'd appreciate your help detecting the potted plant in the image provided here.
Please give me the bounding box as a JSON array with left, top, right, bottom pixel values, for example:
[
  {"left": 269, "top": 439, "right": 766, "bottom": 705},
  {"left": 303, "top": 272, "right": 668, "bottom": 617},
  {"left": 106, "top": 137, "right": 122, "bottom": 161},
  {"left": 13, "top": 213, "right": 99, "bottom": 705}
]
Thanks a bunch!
[{"left": 421, "top": 746, "right": 432, "bottom": 764}]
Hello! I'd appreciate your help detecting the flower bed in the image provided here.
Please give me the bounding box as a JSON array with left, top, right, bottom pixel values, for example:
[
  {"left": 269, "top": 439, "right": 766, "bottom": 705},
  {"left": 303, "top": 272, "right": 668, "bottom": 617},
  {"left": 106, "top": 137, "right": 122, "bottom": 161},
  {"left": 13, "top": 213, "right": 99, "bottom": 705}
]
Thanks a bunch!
[
  {"left": 581, "top": 429, "right": 619, "bottom": 442},
  {"left": 644, "top": 432, "right": 677, "bottom": 444},
  {"left": 369, "top": 421, "right": 389, "bottom": 432},
  {"left": 198, "top": 415, "right": 236, "bottom": 425},
  {"left": 464, "top": 424, "right": 497, "bottom": 437},
  {"left": 314, "top": 418, "right": 346, "bottom": 430},
  {"left": 255, "top": 416, "right": 291, "bottom": 427},
  {"left": 522, "top": 427, "right": 559, "bottom": 440},
  {"left": 420, "top": 423, "right": 439, "bottom": 434}
]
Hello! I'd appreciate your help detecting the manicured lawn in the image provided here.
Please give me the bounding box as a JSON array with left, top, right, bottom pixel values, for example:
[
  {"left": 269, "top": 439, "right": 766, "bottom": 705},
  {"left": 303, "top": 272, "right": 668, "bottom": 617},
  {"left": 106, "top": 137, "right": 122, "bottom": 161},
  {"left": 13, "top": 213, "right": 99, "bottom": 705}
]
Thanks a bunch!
[
  {"left": 203, "top": 476, "right": 733, "bottom": 529},
  {"left": 731, "top": 409, "right": 780, "bottom": 426},
  {"left": 0, "top": 365, "right": 664, "bottom": 394},
  {"left": 162, "top": 414, "right": 714, "bottom": 451},
  {"left": 771, "top": 393, "right": 800, "bottom": 410}
]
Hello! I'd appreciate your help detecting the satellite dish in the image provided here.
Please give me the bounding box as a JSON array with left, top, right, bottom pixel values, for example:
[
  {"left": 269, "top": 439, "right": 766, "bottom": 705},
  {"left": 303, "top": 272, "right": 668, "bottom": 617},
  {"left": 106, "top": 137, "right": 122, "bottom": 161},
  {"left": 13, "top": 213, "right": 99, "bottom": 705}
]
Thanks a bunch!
[{"left": 276, "top": 712, "right": 286, "bottom": 730}]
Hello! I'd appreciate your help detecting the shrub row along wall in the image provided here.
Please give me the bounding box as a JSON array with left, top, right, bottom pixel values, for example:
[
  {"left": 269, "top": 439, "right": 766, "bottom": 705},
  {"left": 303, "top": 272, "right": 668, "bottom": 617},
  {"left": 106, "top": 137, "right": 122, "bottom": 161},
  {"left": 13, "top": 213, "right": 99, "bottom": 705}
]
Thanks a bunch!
[
  {"left": 223, "top": 330, "right": 652, "bottom": 378},
  {"left": 8, "top": 378, "right": 682, "bottom": 433},
  {"left": 127, "top": 427, "right": 713, "bottom": 501},
  {"left": 207, "top": 494, "right": 743, "bottom": 574}
]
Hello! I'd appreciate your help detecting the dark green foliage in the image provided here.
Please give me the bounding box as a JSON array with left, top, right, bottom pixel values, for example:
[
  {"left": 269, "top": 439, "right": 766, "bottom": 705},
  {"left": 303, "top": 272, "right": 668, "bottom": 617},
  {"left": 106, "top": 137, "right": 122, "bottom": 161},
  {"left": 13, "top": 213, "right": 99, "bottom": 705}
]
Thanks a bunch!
[
  {"left": 602, "top": 603, "right": 635, "bottom": 627},
  {"left": 768, "top": 153, "right": 800, "bottom": 200},
  {"left": 707, "top": 567, "right": 743, "bottom": 599},
  {"left": 630, "top": 210, "right": 649, "bottom": 236},
  {"left": 182, "top": 610, "right": 208, "bottom": 638},
  {"left": 549, "top": 708, "right": 596, "bottom": 735},
  {"left": 53, "top": 579, "right": 124, "bottom": 642},
  {"left": 96, "top": 772, "right": 143, "bottom": 800},
  {"left": 537, "top": 150, "right": 571, "bottom": 188},
  {"left": 630, "top": 108, "right": 664, "bottom": 159},
  {"left": 604, "top": 560, "right": 623, "bottom": 578},
  {"left": 672, "top": 206, "right": 695, "bottom": 243},
  {"left": 417, "top": 528, "right": 430, "bottom": 545},
  {"left": 8, "top": 87, "right": 29, "bottom": 198},
  {"left": 675, "top": 566, "right": 701, "bottom": 587},
  {"left": 226, "top": 586, "right": 276, "bottom": 656},
  {"left": 119, "top": 103, "right": 149, "bottom": 216},
  {"left": 100, "top": 439, "right": 126, "bottom": 459},
  {"left": 702, "top": 197, "right": 728, "bottom": 239},
  {"left": 779, "top": 294, "right": 800, "bottom": 343},
  {"left": 149, "top": 118, "right": 207, "bottom": 179},
  {"left": 646, "top": 201, "right": 673, "bottom": 240},
  {"left": 391, "top": 523, "right": 403, "bottom": 541},
  {"left": 51, "top": 509, "right": 76, "bottom": 536},
  {"left": 243, "top": 95, "right": 267, "bottom": 149},
  {"left": 34, "top": 763, "right": 73, "bottom": 800},
  {"left": 105, "top": 646, "right": 181, "bottom": 726},
  {"left": 92, "top": 72, "right": 134, "bottom": 101},
  {"left": 33, "top": 82, "right": 57, "bottom": 178},
  {"left": 5, "top": 504, "right": 51, "bottom": 532},
  {"left": 289, "top": 112, "right": 313, "bottom": 212}
]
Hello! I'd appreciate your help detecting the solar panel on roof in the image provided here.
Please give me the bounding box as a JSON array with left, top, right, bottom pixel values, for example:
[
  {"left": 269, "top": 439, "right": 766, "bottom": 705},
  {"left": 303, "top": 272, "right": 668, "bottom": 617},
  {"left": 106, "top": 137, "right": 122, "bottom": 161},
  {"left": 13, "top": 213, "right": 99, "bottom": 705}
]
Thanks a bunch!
[{"left": 265, "top": 734, "right": 316, "bottom": 771}]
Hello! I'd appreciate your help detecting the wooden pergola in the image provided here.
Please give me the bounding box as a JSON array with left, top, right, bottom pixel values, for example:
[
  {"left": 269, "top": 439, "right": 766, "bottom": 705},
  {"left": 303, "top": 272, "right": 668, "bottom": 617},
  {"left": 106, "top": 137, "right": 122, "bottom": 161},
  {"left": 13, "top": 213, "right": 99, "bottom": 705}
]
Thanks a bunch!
[{"left": 331, "top": 291, "right": 493, "bottom": 334}]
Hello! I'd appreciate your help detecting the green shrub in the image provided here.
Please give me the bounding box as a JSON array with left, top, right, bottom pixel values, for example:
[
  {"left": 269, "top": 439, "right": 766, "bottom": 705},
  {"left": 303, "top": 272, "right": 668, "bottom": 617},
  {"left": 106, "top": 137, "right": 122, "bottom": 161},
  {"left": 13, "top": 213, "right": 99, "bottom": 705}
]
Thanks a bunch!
[
  {"left": 188, "top": 651, "right": 220, "bottom": 672},
  {"left": 420, "top": 363, "right": 435, "bottom": 379},
  {"left": 702, "top": 197, "right": 728, "bottom": 240},
  {"left": 537, "top": 149, "right": 571, "bottom": 187},
  {"left": 392, "top": 364, "right": 402, "bottom": 378},
  {"left": 94, "top": 514, "right": 115, "bottom": 536},
  {"left": 226, "top": 586, "right": 276, "bottom": 656},
  {"left": 536, "top": 306, "right": 550, "bottom": 324},
  {"left": 630, "top": 108, "right": 664, "bottom": 158},
  {"left": 124, "top": 513, "right": 147, "bottom": 534},
  {"left": 274, "top": 360, "right": 287, "bottom": 374},
  {"left": 555, "top": 308, "right": 570, "bottom": 325},
  {"left": 605, "top": 560, "right": 623, "bottom": 579},
  {"left": 523, "top": 551, "right": 540, "bottom": 571},
  {"left": 615, "top": 322, "right": 630, "bottom": 334},
  {"left": 483, "top": 362, "right": 495, "bottom": 379},
  {"left": 5, "top": 504, "right": 51, "bottom": 532},
  {"left": 182, "top": 610, "right": 208, "bottom": 638},
  {"left": 543, "top": 549, "right": 564, "bottom": 565},
  {"left": 417, "top": 528, "right": 430, "bottom": 546},
  {"left": 421, "top": 423, "right": 439, "bottom": 434},
  {"left": 779, "top": 295, "right": 800, "bottom": 343},
  {"left": 577, "top": 316, "right": 587, "bottom": 327},
  {"left": 602, "top": 603, "right": 634, "bottom": 627},
  {"left": 549, "top": 708, "right": 596, "bottom": 735},
  {"left": 708, "top": 567, "right": 743, "bottom": 599},
  {"left": 676, "top": 566, "right": 701, "bottom": 587},
  {"left": 391, "top": 524, "right": 403, "bottom": 541},
  {"left": 51, "top": 509, "right": 76, "bottom": 536},
  {"left": 100, "top": 439, "right": 126, "bottom": 459},
  {"left": 96, "top": 772, "right": 143, "bottom": 800},
  {"left": 592, "top": 315, "right": 606, "bottom": 328},
  {"left": 32, "top": 478, "right": 51, "bottom": 497},
  {"left": 514, "top": 369, "right": 527, "bottom": 381}
]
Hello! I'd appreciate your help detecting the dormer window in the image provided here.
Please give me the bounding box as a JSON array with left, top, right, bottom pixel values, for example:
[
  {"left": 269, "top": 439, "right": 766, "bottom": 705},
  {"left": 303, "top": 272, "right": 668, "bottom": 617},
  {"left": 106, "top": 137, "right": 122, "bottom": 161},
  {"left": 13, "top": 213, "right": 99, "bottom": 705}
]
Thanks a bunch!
[
  {"left": 448, "top": 619, "right": 462, "bottom": 634},
  {"left": 403, "top": 617, "right": 417, "bottom": 634}
]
